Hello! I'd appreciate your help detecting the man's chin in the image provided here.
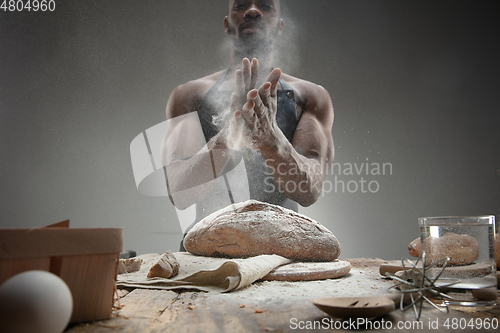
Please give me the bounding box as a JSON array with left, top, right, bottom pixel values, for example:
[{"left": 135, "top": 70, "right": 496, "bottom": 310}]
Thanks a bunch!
[
  {"left": 239, "top": 31, "right": 264, "bottom": 41},
  {"left": 238, "top": 31, "right": 276, "bottom": 46}
]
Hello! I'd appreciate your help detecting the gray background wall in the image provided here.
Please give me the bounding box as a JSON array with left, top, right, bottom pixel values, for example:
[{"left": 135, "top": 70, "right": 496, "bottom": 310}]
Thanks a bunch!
[{"left": 1, "top": 0, "right": 499, "bottom": 260}]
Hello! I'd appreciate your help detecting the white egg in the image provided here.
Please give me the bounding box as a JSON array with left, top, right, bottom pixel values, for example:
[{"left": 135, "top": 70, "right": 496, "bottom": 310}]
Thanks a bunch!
[{"left": 0, "top": 270, "right": 73, "bottom": 333}]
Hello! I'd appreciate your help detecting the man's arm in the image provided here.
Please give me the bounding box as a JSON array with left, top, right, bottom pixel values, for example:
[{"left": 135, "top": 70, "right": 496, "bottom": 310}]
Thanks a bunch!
[
  {"left": 160, "top": 81, "right": 233, "bottom": 209},
  {"left": 241, "top": 75, "right": 334, "bottom": 207},
  {"left": 286, "top": 84, "right": 334, "bottom": 205},
  {"left": 160, "top": 59, "right": 259, "bottom": 209}
]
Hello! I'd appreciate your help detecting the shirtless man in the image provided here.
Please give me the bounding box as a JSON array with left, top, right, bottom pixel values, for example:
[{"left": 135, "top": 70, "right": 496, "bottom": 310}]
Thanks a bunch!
[{"left": 161, "top": 0, "right": 334, "bottom": 238}]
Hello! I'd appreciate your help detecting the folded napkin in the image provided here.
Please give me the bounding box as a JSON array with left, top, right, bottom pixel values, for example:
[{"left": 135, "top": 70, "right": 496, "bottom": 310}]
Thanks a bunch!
[{"left": 116, "top": 252, "right": 292, "bottom": 293}]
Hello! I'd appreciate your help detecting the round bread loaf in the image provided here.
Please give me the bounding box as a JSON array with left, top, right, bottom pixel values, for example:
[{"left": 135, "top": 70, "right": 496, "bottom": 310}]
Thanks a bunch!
[{"left": 183, "top": 200, "right": 341, "bottom": 261}]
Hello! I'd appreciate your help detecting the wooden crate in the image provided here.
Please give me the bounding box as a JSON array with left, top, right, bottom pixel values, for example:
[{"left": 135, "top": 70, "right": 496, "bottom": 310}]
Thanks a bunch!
[{"left": 0, "top": 220, "right": 123, "bottom": 323}]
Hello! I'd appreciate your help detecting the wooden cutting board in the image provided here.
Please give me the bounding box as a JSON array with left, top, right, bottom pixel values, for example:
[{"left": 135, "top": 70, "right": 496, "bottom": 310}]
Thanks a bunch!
[
  {"left": 380, "top": 262, "right": 494, "bottom": 279},
  {"left": 261, "top": 260, "right": 351, "bottom": 281}
]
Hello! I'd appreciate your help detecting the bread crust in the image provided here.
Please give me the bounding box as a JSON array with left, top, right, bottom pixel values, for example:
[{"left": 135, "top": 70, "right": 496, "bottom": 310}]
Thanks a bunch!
[
  {"left": 118, "top": 257, "right": 143, "bottom": 274},
  {"left": 183, "top": 200, "right": 341, "bottom": 261},
  {"left": 147, "top": 251, "right": 180, "bottom": 278}
]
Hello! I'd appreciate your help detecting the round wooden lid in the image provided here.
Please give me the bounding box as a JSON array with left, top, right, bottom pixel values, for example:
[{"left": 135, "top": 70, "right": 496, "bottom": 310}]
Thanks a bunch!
[{"left": 261, "top": 260, "right": 351, "bottom": 281}]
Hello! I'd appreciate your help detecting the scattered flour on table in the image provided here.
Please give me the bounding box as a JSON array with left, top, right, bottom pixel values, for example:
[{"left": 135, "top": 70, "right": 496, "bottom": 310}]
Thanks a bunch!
[{"left": 217, "top": 267, "right": 395, "bottom": 306}]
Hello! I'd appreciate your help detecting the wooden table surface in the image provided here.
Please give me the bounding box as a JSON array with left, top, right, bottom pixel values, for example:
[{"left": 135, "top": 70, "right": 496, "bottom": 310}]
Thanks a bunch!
[{"left": 66, "top": 258, "right": 500, "bottom": 333}]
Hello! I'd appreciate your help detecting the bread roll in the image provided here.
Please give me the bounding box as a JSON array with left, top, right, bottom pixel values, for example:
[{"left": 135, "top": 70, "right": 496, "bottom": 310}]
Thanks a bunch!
[
  {"left": 408, "top": 233, "right": 479, "bottom": 266},
  {"left": 183, "top": 200, "right": 341, "bottom": 262},
  {"left": 408, "top": 238, "right": 420, "bottom": 258}
]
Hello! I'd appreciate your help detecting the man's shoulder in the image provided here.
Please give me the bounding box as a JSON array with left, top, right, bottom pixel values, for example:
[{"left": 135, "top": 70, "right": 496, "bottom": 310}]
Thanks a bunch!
[
  {"left": 167, "top": 70, "right": 226, "bottom": 118},
  {"left": 281, "top": 73, "right": 331, "bottom": 105},
  {"left": 173, "top": 71, "right": 223, "bottom": 96}
]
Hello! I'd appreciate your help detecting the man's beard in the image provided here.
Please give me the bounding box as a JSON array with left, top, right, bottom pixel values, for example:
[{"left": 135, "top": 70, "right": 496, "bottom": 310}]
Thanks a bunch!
[{"left": 227, "top": 22, "right": 280, "bottom": 56}]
